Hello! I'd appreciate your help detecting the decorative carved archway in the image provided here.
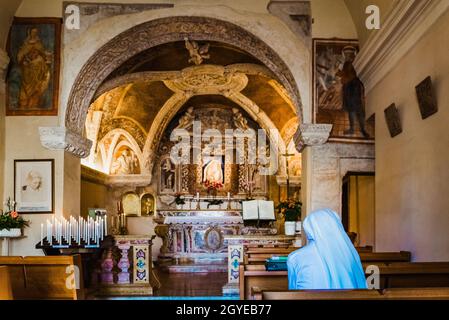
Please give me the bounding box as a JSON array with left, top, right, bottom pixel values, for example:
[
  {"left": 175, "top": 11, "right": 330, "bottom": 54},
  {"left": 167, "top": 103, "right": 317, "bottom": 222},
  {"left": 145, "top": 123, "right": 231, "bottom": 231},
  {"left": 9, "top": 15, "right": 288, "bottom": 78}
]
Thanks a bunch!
[{"left": 65, "top": 16, "right": 303, "bottom": 143}]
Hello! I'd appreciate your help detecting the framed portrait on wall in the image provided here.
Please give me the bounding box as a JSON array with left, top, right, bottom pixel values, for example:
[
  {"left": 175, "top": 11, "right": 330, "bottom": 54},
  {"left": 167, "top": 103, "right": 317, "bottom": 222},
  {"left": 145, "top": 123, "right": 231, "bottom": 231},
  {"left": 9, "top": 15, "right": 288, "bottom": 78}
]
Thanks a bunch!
[
  {"left": 313, "top": 38, "right": 374, "bottom": 142},
  {"left": 14, "top": 159, "right": 54, "bottom": 213},
  {"left": 6, "top": 17, "right": 61, "bottom": 116}
]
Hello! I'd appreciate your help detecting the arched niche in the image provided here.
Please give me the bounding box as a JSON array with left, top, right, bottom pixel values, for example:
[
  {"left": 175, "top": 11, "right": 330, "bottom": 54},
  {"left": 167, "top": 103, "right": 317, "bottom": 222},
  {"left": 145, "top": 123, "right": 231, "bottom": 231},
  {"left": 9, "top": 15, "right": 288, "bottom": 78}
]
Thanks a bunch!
[
  {"left": 122, "top": 192, "right": 140, "bottom": 216},
  {"left": 64, "top": 15, "right": 307, "bottom": 141}
]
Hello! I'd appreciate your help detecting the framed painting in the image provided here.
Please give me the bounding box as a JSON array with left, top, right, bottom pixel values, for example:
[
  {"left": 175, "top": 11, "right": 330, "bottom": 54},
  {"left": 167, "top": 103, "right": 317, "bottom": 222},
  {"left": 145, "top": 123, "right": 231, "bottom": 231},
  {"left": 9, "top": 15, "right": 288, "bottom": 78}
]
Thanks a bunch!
[
  {"left": 6, "top": 17, "right": 61, "bottom": 116},
  {"left": 415, "top": 76, "right": 438, "bottom": 119},
  {"left": 313, "top": 38, "right": 374, "bottom": 142},
  {"left": 14, "top": 159, "right": 55, "bottom": 214},
  {"left": 384, "top": 103, "right": 402, "bottom": 138}
]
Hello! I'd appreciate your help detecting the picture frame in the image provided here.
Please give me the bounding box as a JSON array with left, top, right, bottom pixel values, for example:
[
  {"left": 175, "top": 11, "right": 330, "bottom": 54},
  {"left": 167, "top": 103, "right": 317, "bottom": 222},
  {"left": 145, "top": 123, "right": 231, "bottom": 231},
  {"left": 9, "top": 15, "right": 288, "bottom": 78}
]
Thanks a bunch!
[
  {"left": 14, "top": 159, "right": 54, "bottom": 214},
  {"left": 415, "top": 76, "right": 438, "bottom": 119},
  {"left": 6, "top": 17, "right": 61, "bottom": 116},
  {"left": 384, "top": 103, "right": 402, "bottom": 138},
  {"left": 313, "top": 38, "right": 374, "bottom": 142}
]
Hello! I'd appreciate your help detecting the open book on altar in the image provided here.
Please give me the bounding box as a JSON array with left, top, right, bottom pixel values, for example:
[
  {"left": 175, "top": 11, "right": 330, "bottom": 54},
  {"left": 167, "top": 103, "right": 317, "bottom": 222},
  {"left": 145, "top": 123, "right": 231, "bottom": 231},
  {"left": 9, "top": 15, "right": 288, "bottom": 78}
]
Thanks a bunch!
[{"left": 242, "top": 200, "right": 275, "bottom": 221}]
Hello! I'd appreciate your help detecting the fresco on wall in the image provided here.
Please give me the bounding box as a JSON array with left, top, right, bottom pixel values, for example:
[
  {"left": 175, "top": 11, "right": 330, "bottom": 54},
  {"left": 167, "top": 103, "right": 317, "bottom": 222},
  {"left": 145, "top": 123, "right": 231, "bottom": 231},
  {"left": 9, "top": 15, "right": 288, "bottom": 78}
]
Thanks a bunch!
[
  {"left": 6, "top": 18, "right": 61, "bottom": 116},
  {"left": 313, "top": 39, "right": 374, "bottom": 142}
]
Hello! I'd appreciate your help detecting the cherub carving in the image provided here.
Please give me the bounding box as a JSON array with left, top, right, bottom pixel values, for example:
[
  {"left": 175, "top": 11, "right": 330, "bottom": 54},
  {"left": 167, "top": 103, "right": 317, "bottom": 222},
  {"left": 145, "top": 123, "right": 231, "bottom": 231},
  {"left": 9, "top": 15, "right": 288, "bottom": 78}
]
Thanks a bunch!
[
  {"left": 232, "top": 108, "right": 249, "bottom": 130},
  {"left": 184, "top": 37, "right": 210, "bottom": 65},
  {"left": 175, "top": 107, "right": 195, "bottom": 130}
]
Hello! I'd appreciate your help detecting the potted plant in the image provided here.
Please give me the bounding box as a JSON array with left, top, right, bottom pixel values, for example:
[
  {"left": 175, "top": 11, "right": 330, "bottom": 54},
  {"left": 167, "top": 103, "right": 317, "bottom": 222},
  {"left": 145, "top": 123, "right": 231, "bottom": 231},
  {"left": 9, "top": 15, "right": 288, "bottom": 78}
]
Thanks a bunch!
[
  {"left": 276, "top": 199, "right": 302, "bottom": 236},
  {"left": 0, "top": 197, "right": 29, "bottom": 237}
]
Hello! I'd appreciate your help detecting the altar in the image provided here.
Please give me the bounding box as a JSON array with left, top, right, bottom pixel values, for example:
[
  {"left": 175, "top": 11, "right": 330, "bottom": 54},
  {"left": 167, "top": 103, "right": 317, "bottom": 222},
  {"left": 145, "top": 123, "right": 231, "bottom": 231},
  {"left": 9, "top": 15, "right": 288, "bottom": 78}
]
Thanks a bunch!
[
  {"left": 154, "top": 206, "right": 279, "bottom": 271},
  {"left": 157, "top": 209, "right": 244, "bottom": 262}
]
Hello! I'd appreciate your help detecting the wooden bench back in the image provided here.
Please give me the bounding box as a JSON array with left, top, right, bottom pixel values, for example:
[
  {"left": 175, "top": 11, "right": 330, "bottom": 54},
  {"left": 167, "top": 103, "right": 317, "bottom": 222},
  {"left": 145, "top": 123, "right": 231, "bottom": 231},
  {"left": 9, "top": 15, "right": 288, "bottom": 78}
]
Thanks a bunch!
[
  {"left": 258, "top": 287, "right": 449, "bottom": 300},
  {"left": 244, "top": 246, "right": 405, "bottom": 265},
  {"left": 240, "top": 261, "right": 449, "bottom": 300},
  {"left": 0, "top": 255, "right": 84, "bottom": 300},
  {"left": 0, "top": 266, "right": 13, "bottom": 300},
  {"left": 360, "top": 251, "right": 411, "bottom": 262}
]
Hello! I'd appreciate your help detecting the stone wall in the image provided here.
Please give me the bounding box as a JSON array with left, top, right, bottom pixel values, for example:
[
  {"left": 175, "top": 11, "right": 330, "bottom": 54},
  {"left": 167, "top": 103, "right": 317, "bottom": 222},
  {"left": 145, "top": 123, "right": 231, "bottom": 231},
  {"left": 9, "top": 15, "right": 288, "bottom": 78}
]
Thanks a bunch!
[{"left": 307, "top": 142, "right": 375, "bottom": 215}]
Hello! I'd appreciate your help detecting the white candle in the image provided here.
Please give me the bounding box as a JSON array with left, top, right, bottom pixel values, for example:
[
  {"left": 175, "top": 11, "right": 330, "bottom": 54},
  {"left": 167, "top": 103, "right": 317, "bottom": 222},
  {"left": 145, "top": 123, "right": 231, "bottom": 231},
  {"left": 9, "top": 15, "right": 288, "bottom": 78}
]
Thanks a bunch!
[
  {"left": 48, "top": 222, "right": 53, "bottom": 245},
  {"left": 40, "top": 223, "right": 44, "bottom": 246},
  {"left": 104, "top": 216, "right": 108, "bottom": 236},
  {"left": 227, "top": 192, "right": 231, "bottom": 200}
]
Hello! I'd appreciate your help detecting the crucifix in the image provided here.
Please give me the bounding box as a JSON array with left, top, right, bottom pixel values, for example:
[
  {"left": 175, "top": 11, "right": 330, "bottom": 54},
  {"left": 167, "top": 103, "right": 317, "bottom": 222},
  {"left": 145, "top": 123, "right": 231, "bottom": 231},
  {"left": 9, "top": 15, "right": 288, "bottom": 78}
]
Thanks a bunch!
[{"left": 282, "top": 151, "right": 295, "bottom": 200}]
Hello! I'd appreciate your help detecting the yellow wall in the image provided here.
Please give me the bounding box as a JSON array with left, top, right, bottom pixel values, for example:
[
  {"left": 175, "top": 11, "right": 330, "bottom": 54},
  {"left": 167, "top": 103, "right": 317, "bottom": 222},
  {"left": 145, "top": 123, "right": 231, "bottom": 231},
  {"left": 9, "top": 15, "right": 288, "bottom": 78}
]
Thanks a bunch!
[
  {"left": 344, "top": 0, "right": 395, "bottom": 47},
  {"left": 312, "top": 0, "right": 358, "bottom": 39},
  {"left": 80, "top": 179, "right": 108, "bottom": 219},
  {"left": 348, "top": 175, "right": 375, "bottom": 247},
  {"left": 367, "top": 8, "right": 449, "bottom": 261}
]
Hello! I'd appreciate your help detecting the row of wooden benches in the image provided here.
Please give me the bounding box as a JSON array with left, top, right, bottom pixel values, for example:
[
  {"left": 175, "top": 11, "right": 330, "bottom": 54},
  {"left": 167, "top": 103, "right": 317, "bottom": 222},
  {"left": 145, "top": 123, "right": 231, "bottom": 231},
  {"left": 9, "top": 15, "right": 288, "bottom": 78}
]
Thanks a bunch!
[
  {"left": 0, "top": 255, "right": 84, "bottom": 300},
  {"left": 240, "top": 245, "right": 449, "bottom": 300},
  {"left": 253, "top": 287, "right": 449, "bottom": 300}
]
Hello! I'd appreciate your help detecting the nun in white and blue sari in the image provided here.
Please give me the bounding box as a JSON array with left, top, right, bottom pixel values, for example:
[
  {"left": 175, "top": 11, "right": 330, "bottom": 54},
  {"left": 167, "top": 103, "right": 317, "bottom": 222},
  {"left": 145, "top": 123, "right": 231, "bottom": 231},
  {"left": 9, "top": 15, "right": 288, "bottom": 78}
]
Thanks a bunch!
[{"left": 287, "top": 208, "right": 367, "bottom": 290}]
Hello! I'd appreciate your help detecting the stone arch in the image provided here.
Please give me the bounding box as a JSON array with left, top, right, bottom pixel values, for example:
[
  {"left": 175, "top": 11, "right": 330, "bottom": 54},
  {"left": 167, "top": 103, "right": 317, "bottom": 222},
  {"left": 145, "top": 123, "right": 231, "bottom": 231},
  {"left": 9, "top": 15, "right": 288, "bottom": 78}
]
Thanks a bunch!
[
  {"left": 64, "top": 15, "right": 307, "bottom": 141},
  {"left": 97, "top": 128, "right": 144, "bottom": 175}
]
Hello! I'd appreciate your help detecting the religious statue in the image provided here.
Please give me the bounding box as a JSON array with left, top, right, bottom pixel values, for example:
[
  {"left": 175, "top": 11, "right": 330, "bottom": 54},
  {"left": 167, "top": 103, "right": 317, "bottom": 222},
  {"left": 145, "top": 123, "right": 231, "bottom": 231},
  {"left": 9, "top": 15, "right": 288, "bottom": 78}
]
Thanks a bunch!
[
  {"left": 184, "top": 37, "right": 210, "bottom": 65},
  {"left": 203, "top": 159, "right": 223, "bottom": 184},
  {"left": 111, "top": 149, "right": 139, "bottom": 175},
  {"left": 17, "top": 27, "right": 52, "bottom": 109},
  {"left": 175, "top": 107, "right": 195, "bottom": 130},
  {"left": 141, "top": 195, "right": 154, "bottom": 216},
  {"left": 232, "top": 108, "right": 249, "bottom": 130},
  {"left": 161, "top": 158, "right": 175, "bottom": 191}
]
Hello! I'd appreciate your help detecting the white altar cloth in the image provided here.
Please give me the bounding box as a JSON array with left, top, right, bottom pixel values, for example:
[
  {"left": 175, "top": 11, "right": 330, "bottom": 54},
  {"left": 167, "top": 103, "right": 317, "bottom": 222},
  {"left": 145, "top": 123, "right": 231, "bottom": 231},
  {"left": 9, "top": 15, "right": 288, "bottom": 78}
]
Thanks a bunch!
[{"left": 163, "top": 215, "right": 243, "bottom": 225}]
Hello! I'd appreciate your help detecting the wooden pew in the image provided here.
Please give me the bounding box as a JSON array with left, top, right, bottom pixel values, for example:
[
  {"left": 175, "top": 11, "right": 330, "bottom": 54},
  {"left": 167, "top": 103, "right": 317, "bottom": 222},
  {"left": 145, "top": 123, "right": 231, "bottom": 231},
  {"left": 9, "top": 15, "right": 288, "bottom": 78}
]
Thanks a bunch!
[
  {"left": 254, "top": 287, "right": 449, "bottom": 300},
  {"left": 240, "top": 261, "right": 449, "bottom": 300},
  {"left": 244, "top": 247, "right": 297, "bottom": 264},
  {"left": 0, "top": 266, "right": 13, "bottom": 300},
  {"left": 359, "top": 251, "right": 411, "bottom": 263},
  {"left": 0, "top": 255, "right": 84, "bottom": 300},
  {"left": 244, "top": 246, "right": 404, "bottom": 265},
  {"left": 377, "top": 262, "right": 449, "bottom": 288},
  {"left": 239, "top": 264, "right": 288, "bottom": 300}
]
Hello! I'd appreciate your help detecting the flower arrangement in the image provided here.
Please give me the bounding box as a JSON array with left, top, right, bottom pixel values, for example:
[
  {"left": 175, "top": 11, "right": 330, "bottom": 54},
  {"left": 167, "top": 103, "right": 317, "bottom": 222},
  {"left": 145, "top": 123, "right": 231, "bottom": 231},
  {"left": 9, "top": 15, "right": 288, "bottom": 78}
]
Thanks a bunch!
[
  {"left": 174, "top": 193, "right": 185, "bottom": 205},
  {"left": 203, "top": 180, "right": 223, "bottom": 191},
  {"left": 0, "top": 197, "right": 30, "bottom": 230},
  {"left": 276, "top": 199, "right": 302, "bottom": 222}
]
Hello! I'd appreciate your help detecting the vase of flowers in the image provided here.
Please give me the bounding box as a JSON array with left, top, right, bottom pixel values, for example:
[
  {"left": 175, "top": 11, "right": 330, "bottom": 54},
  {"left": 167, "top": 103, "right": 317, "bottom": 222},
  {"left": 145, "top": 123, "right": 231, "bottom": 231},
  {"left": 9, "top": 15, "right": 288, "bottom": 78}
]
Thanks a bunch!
[
  {"left": 203, "top": 180, "right": 223, "bottom": 198},
  {"left": 276, "top": 199, "right": 302, "bottom": 236},
  {"left": 0, "top": 198, "right": 29, "bottom": 237}
]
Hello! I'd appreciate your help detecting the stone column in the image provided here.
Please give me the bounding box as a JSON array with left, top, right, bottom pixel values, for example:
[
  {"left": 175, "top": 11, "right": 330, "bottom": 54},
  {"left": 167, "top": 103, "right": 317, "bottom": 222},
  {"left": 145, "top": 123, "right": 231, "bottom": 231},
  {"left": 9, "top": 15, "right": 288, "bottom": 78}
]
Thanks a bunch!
[
  {"left": 294, "top": 123, "right": 332, "bottom": 218},
  {"left": 117, "top": 241, "right": 131, "bottom": 284},
  {"left": 101, "top": 247, "right": 114, "bottom": 284}
]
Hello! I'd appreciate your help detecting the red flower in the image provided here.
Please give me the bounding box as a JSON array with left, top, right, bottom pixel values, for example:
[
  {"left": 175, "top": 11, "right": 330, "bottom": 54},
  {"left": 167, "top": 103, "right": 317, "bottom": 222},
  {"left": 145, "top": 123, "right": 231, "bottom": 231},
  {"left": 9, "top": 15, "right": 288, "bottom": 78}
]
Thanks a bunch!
[{"left": 10, "top": 211, "right": 19, "bottom": 219}]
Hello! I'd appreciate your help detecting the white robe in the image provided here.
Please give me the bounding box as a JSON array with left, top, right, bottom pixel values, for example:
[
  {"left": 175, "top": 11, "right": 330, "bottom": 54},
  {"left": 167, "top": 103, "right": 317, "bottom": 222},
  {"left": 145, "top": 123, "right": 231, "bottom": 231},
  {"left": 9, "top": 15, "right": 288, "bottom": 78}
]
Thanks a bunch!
[{"left": 287, "top": 209, "right": 367, "bottom": 290}]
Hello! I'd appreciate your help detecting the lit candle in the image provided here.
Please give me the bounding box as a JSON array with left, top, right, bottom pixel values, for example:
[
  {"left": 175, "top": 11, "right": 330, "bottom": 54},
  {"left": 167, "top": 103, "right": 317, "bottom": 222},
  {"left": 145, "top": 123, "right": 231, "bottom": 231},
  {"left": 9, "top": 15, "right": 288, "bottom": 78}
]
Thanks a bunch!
[
  {"left": 104, "top": 215, "right": 108, "bottom": 236},
  {"left": 40, "top": 223, "right": 44, "bottom": 246}
]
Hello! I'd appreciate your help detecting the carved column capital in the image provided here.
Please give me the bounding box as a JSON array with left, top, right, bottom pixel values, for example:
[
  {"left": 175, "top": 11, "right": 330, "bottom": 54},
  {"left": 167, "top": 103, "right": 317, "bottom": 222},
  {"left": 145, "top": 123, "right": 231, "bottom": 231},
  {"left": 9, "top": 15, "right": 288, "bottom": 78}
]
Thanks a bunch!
[
  {"left": 294, "top": 123, "right": 332, "bottom": 152},
  {"left": 39, "top": 126, "right": 92, "bottom": 158}
]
